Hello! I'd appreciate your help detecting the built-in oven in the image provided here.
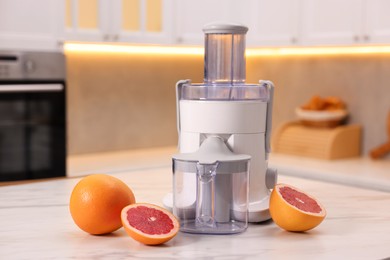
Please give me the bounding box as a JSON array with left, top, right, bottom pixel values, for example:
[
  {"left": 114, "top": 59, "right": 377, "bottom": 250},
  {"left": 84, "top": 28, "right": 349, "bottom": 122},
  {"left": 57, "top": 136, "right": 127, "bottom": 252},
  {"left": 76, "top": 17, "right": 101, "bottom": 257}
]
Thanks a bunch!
[{"left": 0, "top": 51, "right": 66, "bottom": 181}]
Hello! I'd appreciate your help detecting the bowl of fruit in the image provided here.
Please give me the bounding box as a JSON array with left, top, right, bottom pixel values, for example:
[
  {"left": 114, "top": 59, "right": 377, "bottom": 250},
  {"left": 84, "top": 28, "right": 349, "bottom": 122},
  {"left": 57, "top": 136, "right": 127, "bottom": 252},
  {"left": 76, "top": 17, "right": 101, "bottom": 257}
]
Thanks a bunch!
[{"left": 296, "top": 96, "right": 348, "bottom": 127}]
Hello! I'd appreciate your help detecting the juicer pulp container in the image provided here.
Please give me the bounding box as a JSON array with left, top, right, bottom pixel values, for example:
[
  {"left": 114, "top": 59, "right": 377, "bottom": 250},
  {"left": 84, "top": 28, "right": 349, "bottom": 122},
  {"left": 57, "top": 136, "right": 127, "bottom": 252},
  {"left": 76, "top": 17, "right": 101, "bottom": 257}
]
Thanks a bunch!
[{"left": 173, "top": 136, "right": 250, "bottom": 234}]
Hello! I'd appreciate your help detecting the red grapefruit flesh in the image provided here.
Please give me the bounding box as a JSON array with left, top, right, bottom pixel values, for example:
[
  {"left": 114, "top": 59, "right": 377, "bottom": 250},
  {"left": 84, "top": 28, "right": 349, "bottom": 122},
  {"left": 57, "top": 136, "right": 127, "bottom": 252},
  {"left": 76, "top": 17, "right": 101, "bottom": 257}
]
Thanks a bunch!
[{"left": 121, "top": 203, "right": 179, "bottom": 245}]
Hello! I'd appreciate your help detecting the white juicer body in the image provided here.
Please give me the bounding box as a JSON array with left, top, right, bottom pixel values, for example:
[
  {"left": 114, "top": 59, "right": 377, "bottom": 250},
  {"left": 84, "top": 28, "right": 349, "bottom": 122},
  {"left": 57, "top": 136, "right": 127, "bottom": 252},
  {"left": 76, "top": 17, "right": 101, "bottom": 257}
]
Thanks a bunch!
[
  {"left": 163, "top": 23, "right": 277, "bottom": 223},
  {"left": 176, "top": 80, "right": 276, "bottom": 222}
]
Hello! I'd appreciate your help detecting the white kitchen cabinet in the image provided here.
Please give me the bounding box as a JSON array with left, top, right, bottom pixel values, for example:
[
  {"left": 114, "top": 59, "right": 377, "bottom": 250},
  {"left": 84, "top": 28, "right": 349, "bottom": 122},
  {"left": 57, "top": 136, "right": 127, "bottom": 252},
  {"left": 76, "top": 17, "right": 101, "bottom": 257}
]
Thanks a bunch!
[
  {"left": 3, "top": 0, "right": 390, "bottom": 51},
  {"left": 65, "top": 0, "right": 173, "bottom": 44},
  {"left": 251, "top": 0, "right": 390, "bottom": 47},
  {"left": 174, "top": 0, "right": 380, "bottom": 48},
  {"left": 64, "top": 0, "right": 109, "bottom": 42},
  {"left": 249, "top": 0, "right": 300, "bottom": 47},
  {"left": 300, "top": 0, "right": 364, "bottom": 46},
  {"left": 364, "top": 0, "right": 390, "bottom": 44},
  {"left": 61, "top": 0, "right": 390, "bottom": 47},
  {"left": 175, "top": 0, "right": 253, "bottom": 45},
  {"left": 112, "top": 0, "right": 173, "bottom": 44},
  {"left": 0, "top": 0, "right": 63, "bottom": 51},
  {"left": 174, "top": 0, "right": 368, "bottom": 47},
  {"left": 299, "top": 0, "right": 390, "bottom": 46}
]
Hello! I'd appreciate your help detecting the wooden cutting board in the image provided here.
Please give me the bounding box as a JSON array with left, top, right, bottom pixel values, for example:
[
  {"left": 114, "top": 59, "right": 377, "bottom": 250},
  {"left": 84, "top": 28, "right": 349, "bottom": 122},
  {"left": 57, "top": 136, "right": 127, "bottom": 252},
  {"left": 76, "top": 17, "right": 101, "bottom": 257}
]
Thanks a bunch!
[{"left": 272, "top": 121, "right": 361, "bottom": 160}]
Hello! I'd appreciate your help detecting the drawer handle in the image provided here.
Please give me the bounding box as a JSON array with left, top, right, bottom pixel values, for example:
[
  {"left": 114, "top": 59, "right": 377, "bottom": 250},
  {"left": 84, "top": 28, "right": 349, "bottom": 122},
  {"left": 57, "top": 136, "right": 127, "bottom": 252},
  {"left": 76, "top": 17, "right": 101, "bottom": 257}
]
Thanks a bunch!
[{"left": 0, "top": 84, "right": 63, "bottom": 92}]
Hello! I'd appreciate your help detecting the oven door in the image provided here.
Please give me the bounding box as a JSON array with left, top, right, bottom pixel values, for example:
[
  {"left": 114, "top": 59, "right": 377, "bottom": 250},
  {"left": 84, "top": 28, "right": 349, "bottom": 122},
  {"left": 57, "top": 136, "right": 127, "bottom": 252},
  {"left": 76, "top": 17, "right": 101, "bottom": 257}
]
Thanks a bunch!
[{"left": 0, "top": 83, "right": 66, "bottom": 181}]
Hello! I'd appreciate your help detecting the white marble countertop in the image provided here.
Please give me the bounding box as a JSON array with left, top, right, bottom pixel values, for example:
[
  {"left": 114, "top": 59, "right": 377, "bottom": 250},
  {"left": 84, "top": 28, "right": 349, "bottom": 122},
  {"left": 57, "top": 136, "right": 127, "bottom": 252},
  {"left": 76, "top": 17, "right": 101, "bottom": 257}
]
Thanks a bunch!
[
  {"left": 67, "top": 146, "right": 390, "bottom": 192},
  {"left": 1, "top": 166, "right": 390, "bottom": 259},
  {"left": 269, "top": 153, "right": 390, "bottom": 192}
]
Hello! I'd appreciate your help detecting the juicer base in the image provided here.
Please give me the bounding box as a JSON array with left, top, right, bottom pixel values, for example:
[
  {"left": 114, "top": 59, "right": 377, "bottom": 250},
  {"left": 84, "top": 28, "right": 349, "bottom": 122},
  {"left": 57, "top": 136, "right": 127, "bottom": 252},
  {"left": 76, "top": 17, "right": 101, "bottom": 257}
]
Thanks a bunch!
[
  {"left": 233, "top": 196, "right": 272, "bottom": 223},
  {"left": 251, "top": 195, "right": 272, "bottom": 222},
  {"left": 163, "top": 192, "right": 272, "bottom": 223},
  {"left": 248, "top": 206, "right": 271, "bottom": 223}
]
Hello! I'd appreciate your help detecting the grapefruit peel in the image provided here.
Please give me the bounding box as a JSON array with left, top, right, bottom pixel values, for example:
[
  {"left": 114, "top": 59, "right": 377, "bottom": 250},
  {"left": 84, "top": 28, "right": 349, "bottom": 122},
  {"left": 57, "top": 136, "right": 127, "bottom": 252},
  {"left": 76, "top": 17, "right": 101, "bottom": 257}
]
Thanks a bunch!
[
  {"left": 269, "top": 183, "right": 326, "bottom": 232},
  {"left": 69, "top": 174, "right": 136, "bottom": 235}
]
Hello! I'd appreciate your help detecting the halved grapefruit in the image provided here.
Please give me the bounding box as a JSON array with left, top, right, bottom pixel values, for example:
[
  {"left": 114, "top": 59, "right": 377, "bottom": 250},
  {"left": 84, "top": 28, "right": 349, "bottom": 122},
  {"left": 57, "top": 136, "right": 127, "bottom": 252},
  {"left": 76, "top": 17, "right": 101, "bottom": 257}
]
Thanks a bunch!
[
  {"left": 121, "top": 203, "right": 179, "bottom": 245},
  {"left": 269, "top": 183, "right": 326, "bottom": 232}
]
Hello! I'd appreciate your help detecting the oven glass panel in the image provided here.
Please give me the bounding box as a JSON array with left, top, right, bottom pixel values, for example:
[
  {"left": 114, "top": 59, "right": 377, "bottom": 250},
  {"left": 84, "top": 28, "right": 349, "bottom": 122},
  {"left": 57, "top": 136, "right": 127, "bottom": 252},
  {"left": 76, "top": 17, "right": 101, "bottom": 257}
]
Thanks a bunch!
[{"left": 0, "top": 88, "right": 66, "bottom": 181}]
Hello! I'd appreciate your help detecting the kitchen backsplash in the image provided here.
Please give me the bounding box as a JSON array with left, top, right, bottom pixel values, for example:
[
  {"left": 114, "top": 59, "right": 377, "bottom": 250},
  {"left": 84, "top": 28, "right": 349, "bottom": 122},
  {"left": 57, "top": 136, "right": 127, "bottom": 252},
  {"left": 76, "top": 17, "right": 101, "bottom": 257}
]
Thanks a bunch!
[
  {"left": 66, "top": 51, "right": 200, "bottom": 154},
  {"left": 66, "top": 51, "right": 390, "bottom": 156}
]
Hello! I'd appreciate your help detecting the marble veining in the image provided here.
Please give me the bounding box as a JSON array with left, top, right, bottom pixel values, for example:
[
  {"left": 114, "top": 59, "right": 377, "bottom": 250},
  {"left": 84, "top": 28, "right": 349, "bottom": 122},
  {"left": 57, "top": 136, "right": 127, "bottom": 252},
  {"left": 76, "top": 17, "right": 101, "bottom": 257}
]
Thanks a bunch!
[{"left": 1, "top": 167, "right": 390, "bottom": 259}]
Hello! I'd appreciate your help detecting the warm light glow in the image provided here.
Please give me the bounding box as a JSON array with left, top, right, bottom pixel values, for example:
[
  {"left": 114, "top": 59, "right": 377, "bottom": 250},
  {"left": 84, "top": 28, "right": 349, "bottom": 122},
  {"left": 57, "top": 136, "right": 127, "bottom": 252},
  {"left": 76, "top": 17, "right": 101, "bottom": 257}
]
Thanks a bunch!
[
  {"left": 64, "top": 42, "right": 204, "bottom": 55},
  {"left": 64, "top": 42, "right": 390, "bottom": 56},
  {"left": 246, "top": 45, "right": 390, "bottom": 56}
]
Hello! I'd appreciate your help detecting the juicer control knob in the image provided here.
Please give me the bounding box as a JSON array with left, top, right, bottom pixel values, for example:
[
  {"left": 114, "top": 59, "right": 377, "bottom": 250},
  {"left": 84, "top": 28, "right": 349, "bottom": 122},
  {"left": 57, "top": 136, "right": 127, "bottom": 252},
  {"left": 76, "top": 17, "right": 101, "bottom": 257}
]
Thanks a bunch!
[{"left": 266, "top": 168, "right": 278, "bottom": 189}]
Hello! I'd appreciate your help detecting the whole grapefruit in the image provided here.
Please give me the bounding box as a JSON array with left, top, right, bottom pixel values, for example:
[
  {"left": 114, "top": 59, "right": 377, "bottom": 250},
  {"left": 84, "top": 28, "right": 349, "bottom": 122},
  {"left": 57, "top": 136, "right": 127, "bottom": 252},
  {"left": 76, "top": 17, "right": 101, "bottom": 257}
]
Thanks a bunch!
[{"left": 69, "top": 174, "right": 136, "bottom": 235}]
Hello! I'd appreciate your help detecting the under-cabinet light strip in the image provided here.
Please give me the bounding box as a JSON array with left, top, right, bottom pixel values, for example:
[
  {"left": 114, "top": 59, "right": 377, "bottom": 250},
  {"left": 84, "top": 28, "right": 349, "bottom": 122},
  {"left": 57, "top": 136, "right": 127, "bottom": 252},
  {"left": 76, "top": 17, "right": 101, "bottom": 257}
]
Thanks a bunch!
[
  {"left": 64, "top": 42, "right": 390, "bottom": 56},
  {"left": 246, "top": 46, "right": 390, "bottom": 56},
  {"left": 64, "top": 42, "right": 203, "bottom": 55}
]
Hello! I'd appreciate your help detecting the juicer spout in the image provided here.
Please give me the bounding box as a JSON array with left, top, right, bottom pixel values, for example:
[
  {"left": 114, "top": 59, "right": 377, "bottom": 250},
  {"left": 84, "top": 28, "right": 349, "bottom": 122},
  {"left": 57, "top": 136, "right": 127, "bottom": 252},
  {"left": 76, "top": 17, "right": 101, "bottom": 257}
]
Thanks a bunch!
[{"left": 195, "top": 162, "right": 218, "bottom": 228}]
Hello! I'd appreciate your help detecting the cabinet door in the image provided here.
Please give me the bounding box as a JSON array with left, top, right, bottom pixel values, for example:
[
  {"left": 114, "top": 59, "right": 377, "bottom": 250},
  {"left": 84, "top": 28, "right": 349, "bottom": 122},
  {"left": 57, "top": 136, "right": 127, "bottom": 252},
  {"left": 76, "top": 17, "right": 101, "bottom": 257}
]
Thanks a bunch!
[
  {"left": 111, "top": 0, "right": 173, "bottom": 44},
  {"left": 64, "top": 0, "right": 110, "bottom": 42},
  {"left": 365, "top": 0, "right": 390, "bottom": 44},
  {"left": 0, "top": 0, "right": 63, "bottom": 51},
  {"left": 300, "top": 0, "right": 364, "bottom": 46},
  {"left": 175, "top": 0, "right": 252, "bottom": 45},
  {"left": 250, "top": 0, "right": 300, "bottom": 47}
]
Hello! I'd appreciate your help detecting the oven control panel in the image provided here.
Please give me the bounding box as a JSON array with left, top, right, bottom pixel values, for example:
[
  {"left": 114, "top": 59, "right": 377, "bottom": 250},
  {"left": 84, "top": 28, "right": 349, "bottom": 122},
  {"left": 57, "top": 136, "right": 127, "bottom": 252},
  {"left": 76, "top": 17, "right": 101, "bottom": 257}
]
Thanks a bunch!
[
  {"left": 0, "top": 51, "right": 65, "bottom": 80},
  {"left": 0, "top": 64, "right": 10, "bottom": 77},
  {"left": 0, "top": 55, "right": 18, "bottom": 78}
]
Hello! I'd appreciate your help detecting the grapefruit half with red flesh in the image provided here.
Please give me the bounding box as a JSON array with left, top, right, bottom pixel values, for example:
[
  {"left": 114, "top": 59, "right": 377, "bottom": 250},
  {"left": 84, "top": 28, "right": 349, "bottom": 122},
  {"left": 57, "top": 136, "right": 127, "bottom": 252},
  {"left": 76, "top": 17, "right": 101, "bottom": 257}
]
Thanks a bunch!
[
  {"left": 269, "top": 183, "right": 326, "bottom": 232},
  {"left": 121, "top": 203, "right": 179, "bottom": 245}
]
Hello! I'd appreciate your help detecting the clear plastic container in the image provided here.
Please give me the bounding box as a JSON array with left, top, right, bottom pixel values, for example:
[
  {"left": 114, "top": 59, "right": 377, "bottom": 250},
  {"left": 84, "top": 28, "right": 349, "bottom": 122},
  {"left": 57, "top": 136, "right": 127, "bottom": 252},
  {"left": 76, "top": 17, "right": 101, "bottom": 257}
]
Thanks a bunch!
[
  {"left": 173, "top": 136, "right": 250, "bottom": 234},
  {"left": 177, "top": 22, "right": 270, "bottom": 102}
]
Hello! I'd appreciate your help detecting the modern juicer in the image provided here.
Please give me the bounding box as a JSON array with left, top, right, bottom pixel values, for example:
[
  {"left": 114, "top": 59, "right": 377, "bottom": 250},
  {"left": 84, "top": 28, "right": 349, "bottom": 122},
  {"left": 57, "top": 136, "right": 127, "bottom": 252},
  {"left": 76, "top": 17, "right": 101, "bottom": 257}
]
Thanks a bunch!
[{"left": 164, "top": 23, "right": 277, "bottom": 234}]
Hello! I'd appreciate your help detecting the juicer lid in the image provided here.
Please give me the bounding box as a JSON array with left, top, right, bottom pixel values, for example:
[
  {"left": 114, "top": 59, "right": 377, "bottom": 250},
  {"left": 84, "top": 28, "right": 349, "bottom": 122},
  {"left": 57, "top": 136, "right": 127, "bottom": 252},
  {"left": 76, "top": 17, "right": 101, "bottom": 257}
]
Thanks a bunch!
[{"left": 203, "top": 22, "right": 248, "bottom": 34}]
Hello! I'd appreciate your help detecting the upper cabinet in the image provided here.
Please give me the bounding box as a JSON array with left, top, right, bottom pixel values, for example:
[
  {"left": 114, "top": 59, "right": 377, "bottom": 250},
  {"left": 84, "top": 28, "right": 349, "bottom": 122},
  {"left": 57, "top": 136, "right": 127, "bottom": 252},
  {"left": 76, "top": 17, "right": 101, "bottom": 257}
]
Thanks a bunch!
[
  {"left": 113, "top": 0, "right": 173, "bottom": 44},
  {"left": 2, "top": 0, "right": 390, "bottom": 51},
  {"left": 250, "top": 0, "right": 390, "bottom": 47},
  {"left": 0, "top": 0, "right": 63, "bottom": 51},
  {"left": 64, "top": 0, "right": 173, "bottom": 44},
  {"left": 64, "top": 0, "right": 107, "bottom": 42},
  {"left": 300, "top": 0, "right": 364, "bottom": 46},
  {"left": 364, "top": 0, "right": 390, "bottom": 44},
  {"left": 173, "top": 0, "right": 377, "bottom": 47},
  {"left": 249, "top": 0, "right": 300, "bottom": 47}
]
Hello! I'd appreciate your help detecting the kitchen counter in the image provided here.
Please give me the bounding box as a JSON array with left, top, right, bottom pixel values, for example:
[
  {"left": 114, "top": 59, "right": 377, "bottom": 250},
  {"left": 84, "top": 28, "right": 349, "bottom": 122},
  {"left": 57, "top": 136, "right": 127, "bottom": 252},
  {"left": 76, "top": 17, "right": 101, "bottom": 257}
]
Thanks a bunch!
[
  {"left": 269, "top": 153, "right": 390, "bottom": 192},
  {"left": 67, "top": 146, "right": 390, "bottom": 192},
  {"left": 1, "top": 166, "right": 390, "bottom": 259}
]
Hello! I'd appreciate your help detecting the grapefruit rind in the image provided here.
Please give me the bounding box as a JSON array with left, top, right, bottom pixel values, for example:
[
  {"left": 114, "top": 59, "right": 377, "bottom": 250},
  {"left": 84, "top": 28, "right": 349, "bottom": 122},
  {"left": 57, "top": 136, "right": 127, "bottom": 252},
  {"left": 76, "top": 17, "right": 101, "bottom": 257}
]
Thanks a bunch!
[
  {"left": 121, "top": 203, "right": 180, "bottom": 245},
  {"left": 69, "top": 174, "right": 136, "bottom": 235},
  {"left": 269, "top": 183, "right": 326, "bottom": 232}
]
